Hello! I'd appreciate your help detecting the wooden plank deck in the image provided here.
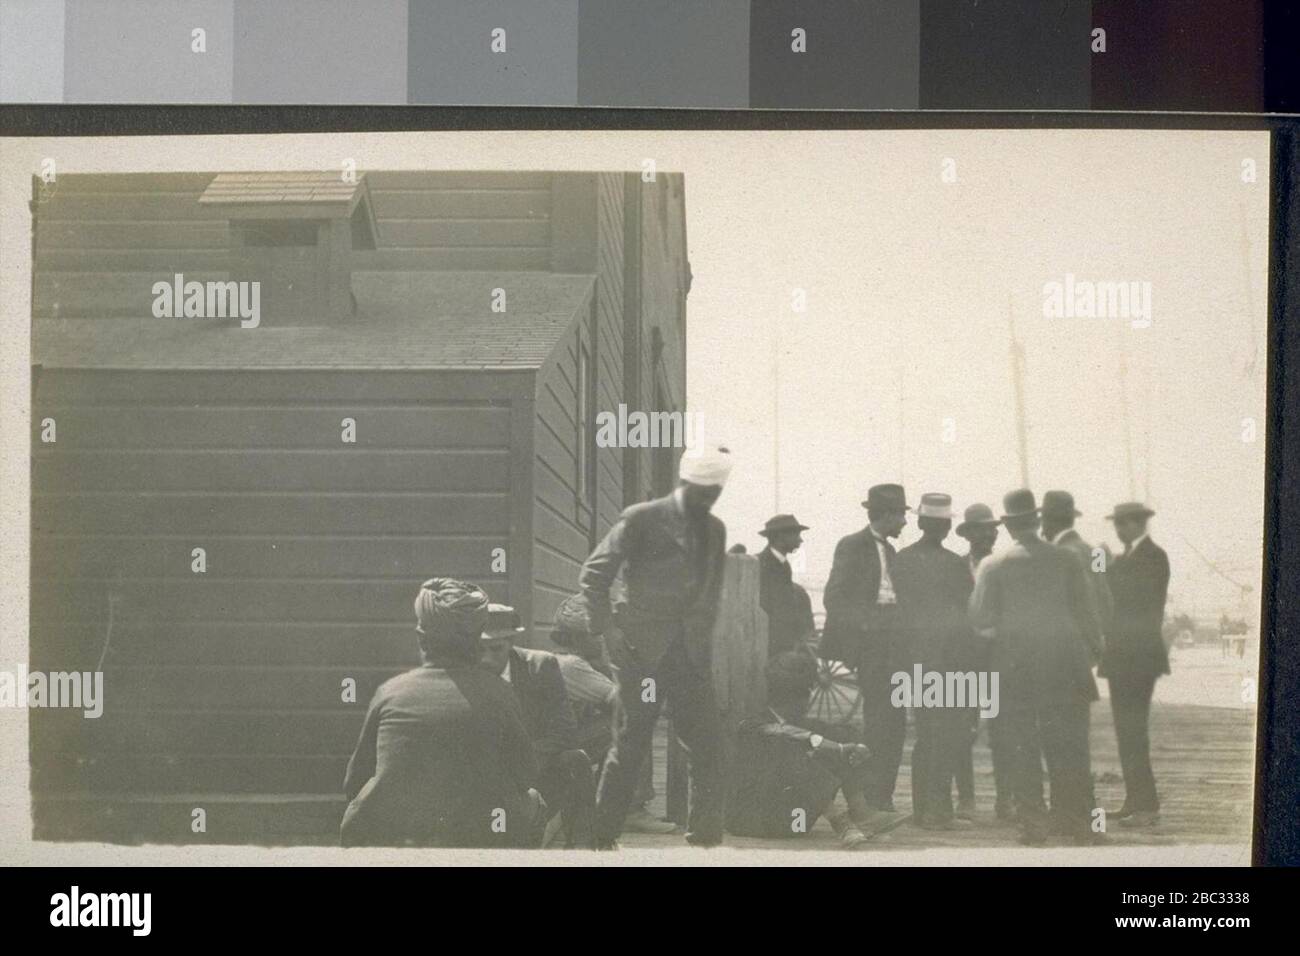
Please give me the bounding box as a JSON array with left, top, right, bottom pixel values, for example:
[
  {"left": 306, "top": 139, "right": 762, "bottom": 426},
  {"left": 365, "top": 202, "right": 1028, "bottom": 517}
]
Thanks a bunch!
[{"left": 622, "top": 699, "right": 1256, "bottom": 853}]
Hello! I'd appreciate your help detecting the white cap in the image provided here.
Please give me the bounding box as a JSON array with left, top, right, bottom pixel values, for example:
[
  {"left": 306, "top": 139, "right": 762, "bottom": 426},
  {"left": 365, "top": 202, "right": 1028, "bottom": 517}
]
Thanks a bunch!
[{"left": 679, "top": 444, "right": 734, "bottom": 488}]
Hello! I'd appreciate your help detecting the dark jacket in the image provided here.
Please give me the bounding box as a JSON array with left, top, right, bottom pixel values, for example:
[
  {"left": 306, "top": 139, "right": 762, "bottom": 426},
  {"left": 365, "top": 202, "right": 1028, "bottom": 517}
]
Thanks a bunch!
[
  {"left": 758, "top": 547, "right": 816, "bottom": 657},
  {"left": 821, "top": 526, "right": 899, "bottom": 664},
  {"left": 579, "top": 491, "right": 726, "bottom": 668},
  {"left": 968, "top": 534, "right": 1101, "bottom": 703},
  {"left": 1101, "top": 536, "right": 1171, "bottom": 680},
  {"left": 341, "top": 660, "right": 539, "bottom": 848},
  {"left": 1053, "top": 528, "right": 1112, "bottom": 663},
  {"left": 727, "top": 709, "right": 853, "bottom": 838},
  {"left": 507, "top": 646, "right": 579, "bottom": 761},
  {"left": 895, "top": 538, "right": 975, "bottom": 671}
]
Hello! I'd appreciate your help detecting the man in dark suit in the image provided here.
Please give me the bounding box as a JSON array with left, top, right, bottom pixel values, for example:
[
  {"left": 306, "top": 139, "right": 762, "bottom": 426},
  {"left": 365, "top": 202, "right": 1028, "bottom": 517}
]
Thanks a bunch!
[
  {"left": 480, "top": 604, "right": 596, "bottom": 848},
  {"left": 896, "top": 493, "right": 976, "bottom": 830},
  {"left": 341, "top": 579, "right": 543, "bottom": 848},
  {"left": 580, "top": 444, "right": 733, "bottom": 848},
  {"left": 822, "top": 483, "right": 910, "bottom": 813},
  {"left": 969, "top": 490, "right": 1103, "bottom": 846},
  {"left": 757, "top": 513, "right": 816, "bottom": 657},
  {"left": 728, "top": 652, "right": 873, "bottom": 848},
  {"left": 955, "top": 502, "right": 1016, "bottom": 820},
  {"left": 1041, "top": 490, "right": 1111, "bottom": 663},
  {"left": 1101, "top": 502, "right": 1171, "bottom": 829}
]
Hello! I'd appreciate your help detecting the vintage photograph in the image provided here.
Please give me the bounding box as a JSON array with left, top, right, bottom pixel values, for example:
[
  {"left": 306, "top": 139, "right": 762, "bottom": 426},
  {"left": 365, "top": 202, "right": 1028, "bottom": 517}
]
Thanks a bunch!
[{"left": 0, "top": 129, "right": 1268, "bottom": 861}]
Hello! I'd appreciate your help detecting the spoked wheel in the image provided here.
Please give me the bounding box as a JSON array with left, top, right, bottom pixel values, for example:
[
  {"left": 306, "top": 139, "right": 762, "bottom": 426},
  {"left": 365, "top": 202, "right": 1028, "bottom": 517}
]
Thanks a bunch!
[{"left": 808, "top": 657, "right": 863, "bottom": 728}]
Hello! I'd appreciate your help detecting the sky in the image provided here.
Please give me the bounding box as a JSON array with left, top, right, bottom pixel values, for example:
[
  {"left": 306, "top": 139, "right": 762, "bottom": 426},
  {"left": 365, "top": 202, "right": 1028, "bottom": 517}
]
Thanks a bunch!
[{"left": 0, "top": 128, "right": 1271, "bottom": 628}]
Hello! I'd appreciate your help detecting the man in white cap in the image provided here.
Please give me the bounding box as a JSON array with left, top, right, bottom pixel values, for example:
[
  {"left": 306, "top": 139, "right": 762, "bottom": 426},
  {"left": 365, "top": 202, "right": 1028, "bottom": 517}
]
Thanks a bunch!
[{"left": 580, "top": 444, "right": 733, "bottom": 848}]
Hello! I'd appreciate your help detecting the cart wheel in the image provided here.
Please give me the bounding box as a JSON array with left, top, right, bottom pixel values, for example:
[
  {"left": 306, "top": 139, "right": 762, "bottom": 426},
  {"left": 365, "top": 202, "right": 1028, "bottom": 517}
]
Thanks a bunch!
[{"left": 808, "top": 657, "right": 862, "bottom": 728}]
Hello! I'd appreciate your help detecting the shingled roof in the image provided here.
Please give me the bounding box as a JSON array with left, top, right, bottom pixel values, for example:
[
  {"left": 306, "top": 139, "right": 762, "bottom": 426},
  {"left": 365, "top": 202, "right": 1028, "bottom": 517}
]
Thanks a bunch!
[{"left": 32, "top": 271, "right": 596, "bottom": 371}]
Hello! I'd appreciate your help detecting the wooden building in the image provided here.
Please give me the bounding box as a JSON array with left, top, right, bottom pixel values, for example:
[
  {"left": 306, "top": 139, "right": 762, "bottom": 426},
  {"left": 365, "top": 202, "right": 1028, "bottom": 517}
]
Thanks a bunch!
[{"left": 29, "top": 170, "right": 690, "bottom": 843}]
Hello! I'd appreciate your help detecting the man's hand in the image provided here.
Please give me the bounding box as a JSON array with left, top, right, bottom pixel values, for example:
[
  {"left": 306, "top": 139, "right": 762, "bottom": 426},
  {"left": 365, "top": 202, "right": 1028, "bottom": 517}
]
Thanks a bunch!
[
  {"left": 844, "top": 743, "right": 870, "bottom": 768},
  {"left": 610, "top": 692, "right": 628, "bottom": 736}
]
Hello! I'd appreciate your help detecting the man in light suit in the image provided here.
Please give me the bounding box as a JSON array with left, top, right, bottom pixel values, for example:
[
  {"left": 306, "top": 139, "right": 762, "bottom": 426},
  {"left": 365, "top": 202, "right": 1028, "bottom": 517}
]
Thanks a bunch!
[
  {"left": 822, "top": 483, "right": 910, "bottom": 813},
  {"left": 580, "top": 445, "right": 733, "bottom": 848},
  {"left": 1101, "top": 502, "right": 1171, "bottom": 829},
  {"left": 969, "top": 489, "right": 1103, "bottom": 846}
]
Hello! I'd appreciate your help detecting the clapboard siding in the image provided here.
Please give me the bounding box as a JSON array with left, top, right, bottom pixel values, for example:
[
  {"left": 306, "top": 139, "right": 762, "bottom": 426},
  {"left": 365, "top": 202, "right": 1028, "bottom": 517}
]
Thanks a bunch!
[
  {"left": 30, "top": 369, "right": 525, "bottom": 819},
  {"left": 30, "top": 624, "right": 422, "bottom": 670}
]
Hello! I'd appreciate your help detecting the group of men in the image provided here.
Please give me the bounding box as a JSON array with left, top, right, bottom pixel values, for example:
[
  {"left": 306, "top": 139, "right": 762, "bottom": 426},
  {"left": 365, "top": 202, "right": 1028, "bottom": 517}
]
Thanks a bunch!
[{"left": 341, "top": 444, "right": 1171, "bottom": 850}]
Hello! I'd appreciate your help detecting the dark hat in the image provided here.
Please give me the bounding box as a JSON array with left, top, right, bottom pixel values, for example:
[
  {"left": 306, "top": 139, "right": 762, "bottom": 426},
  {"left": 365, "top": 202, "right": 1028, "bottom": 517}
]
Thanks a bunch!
[
  {"left": 482, "top": 603, "right": 524, "bottom": 639},
  {"left": 1001, "top": 488, "right": 1040, "bottom": 521},
  {"left": 955, "top": 503, "right": 1000, "bottom": 537},
  {"left": 1041, "top": 490, "right": 1082, "bottom": 519},
  {"left": 765, "top": 650, "right": 819, "bottom": 699},
  {"left": 862, "top": 483, "right": 910, "bottom": 512},
  {"left": 553, "top": 593, "right": 594, "bottom": 638},
  {"left": 759, "top": 514, "right": 809, "bottom": 537},
  {"left": 1106, "top": 501, "right": 1156, "bottom": 522}
]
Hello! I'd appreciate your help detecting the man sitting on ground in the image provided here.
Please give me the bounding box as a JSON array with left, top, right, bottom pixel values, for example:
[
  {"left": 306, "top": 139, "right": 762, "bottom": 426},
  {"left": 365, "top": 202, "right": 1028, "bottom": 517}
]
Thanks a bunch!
[
  {"left": 480, "top": 604, "right": 598, "bottom": 849},
  {"left": 727, "top": 652, "right": 877, "bottom": 849}
]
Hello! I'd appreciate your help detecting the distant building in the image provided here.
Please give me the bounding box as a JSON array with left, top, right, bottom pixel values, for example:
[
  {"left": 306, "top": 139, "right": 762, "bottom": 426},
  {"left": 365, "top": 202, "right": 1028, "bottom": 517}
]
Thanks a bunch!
[{"left": 29, "top": 170, "right": 690, "bottom": 842}]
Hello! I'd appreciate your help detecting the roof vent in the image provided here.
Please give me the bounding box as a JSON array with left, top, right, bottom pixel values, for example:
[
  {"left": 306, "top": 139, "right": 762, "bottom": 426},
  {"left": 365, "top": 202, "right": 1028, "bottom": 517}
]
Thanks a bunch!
[{"left": 199, "top": 172, "right": 378, "bottom": 325}]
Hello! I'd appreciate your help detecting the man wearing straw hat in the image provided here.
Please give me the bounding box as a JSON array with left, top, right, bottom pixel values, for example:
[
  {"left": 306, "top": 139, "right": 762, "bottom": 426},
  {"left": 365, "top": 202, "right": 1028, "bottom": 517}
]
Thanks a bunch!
[
  {"left": 968, "top": 490, "right": 1103, "bottom": 846},
  {"left": 896, "top": 492, "right": 977, "bottom": 830},
  {"left": 579, "top": 444, "right": 733, "bottom": 848}
]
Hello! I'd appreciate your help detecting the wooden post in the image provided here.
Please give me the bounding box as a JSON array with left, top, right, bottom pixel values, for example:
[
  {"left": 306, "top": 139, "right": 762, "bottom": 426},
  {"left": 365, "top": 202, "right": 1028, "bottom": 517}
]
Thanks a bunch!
[{"left": 664, "top": 553, "right": 769, "bottom": 827}]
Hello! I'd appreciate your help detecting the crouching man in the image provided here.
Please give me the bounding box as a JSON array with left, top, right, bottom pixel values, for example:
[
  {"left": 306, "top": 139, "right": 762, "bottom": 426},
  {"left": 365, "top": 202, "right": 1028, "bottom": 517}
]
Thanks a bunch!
[
  {"left": 480, "top": 604, "right": 599, "bottom": 849},
  {"left": 726, "top": 652, "right": 876, "bottom": 849},
  {"left": 341, "top": 578, "right": 544, "bottom": 848}
]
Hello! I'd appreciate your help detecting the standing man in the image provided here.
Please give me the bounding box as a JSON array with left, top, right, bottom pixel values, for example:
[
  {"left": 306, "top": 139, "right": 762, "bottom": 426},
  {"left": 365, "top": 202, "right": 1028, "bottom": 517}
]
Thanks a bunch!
[
  {"left": 580, "top": 444, "right": 733, "bottom": 848},
  {"left": 954, "top": 502, "right": 1006, "bottom": 819},
  {"left": 1101, "top": 502, "right": 1170, "bottom": 829},
  {"left": 1041, "top": 490, "right": 1111, "bottom": 664},
  {"left": 969, "top": 490, "right": 1102, "bottom": 846},
  {"left": 896, "top": 493, "right": 977, "bottom": 830},
  {"left": 823, "top": 483, "right": 910, "bottom": 814},
  {"left": 757, "top": 514, "right": 816, "bottom": 657}
]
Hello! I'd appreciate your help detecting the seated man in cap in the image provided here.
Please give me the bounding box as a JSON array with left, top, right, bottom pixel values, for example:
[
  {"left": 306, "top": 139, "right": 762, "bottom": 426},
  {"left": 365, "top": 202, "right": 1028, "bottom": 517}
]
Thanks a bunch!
[
  {"left": 1100, "top": 502, "right": 1170, "bottom": 829},
  {"left": 968, "top": 491, "right": 1103, "bottom": 846},
  {"left": 895, "top": 493, "right": 977, "bottom": 831},
  {"left": 341, "top": 578, "right": 544, "bottom": 848},
  {"left": 581, "top": 444, "right": 733, "bottom": 848},
  {"left": 757, "top": 514, "right": 817, "bottom": 658},
  {"left": 479, "top": 604, "right": 597, "bottom": 849},
  {"left": 728, "top": 652, "right": 874, "bottom": 848}
]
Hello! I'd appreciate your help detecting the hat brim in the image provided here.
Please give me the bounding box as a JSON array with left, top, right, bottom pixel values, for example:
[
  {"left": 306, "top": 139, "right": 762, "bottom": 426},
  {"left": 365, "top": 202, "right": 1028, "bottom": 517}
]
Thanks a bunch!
[
  {"left": 1000, "top": 508, "right": 1041, "bottom": 521},
  {"left": 759, "top": 524, "right": 809, "bottom": 536},
  {"left": 956, "top": 518, "right": 1001, "bottom": 535},
  {"left": 1105, "top": 508, "right": 1155, "bottom": 521},
  {"left": 1043, "top": 507, "right": 1083, "bottom": 518},
  {"left": 861, "top": 502, "right": 912, "bottom": 512}
]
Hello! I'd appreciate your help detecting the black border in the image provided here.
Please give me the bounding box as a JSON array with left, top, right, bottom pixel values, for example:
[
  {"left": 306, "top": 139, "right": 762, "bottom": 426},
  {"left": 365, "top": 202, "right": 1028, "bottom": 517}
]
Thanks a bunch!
[{"left": 2, "top": 105, "right": 1296, "bottom": 866}]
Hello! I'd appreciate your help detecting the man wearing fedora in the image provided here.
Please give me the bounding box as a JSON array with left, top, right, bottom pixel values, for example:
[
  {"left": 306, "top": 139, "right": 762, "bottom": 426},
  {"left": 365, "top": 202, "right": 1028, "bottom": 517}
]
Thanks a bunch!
[
  {"left": 823, "top": 483, "right": 910, "bottom": 813},
  {"left": 758, "top": 514, "right": 816, "bottom": 658},
  {"left": 1041, "top": 490, "right": 1111, "bottom": 664},
  {"left": 896, "top": 493, "right": 977, "bottom": 830},
  {"left": 1101, "top": 502, "right": 1170, "bottom": 829},
  {"left": 969, "top": 490, "right": 1103, "bottom": 845},
  {"left": 580, "top": 444, "right": 733, "bottom": 848}
]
